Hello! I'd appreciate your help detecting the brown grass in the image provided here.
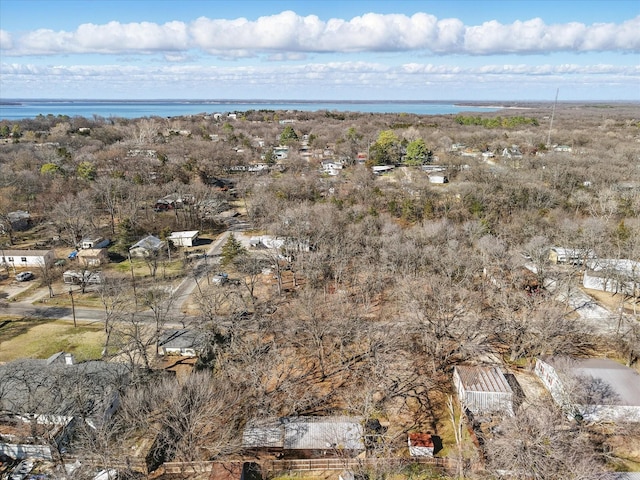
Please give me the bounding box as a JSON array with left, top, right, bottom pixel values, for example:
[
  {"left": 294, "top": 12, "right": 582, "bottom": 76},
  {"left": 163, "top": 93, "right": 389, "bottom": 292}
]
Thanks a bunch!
[{"left": 0, "top": 318, "right": 104, "bottom": 362}]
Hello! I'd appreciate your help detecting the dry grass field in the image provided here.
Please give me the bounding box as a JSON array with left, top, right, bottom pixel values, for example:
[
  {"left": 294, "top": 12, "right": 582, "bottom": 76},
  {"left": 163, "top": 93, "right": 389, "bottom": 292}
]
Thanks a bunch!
[{"left": 0, "top": 317, "right": 104, "bottom": 362}]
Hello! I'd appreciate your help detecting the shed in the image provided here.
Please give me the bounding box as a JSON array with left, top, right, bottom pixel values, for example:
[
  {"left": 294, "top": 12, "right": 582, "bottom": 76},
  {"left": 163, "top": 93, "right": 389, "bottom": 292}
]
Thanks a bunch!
[
  {"left": 168, "top": 230, "right": 199, "bottom": 247},
  {"left": 535, "top": 356, "right": 640, "bottom": 423},
  {"left": 408, "top": 433, "right": 434, "bottom": 457},
  {"left": 453, "top": 366, "right": 514, "bottom": 416},
  {"left": 78, "top": 248, "right": 109, "bottom": 267}
]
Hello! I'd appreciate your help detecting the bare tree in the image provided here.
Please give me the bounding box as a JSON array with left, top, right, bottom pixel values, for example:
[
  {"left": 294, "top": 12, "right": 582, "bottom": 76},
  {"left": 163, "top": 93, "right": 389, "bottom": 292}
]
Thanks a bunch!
[{"left": 485, "top": 399, "right": 609, "bottom": 480}]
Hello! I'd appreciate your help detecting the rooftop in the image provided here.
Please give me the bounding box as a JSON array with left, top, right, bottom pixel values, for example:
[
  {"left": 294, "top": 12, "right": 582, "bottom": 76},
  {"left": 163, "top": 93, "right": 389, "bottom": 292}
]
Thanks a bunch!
[
  {"left": 455, "top": 366, "right": 513, "bottom": 394},
  {"left": 243, "top": 416, "right": 364, "bottom": 451},
  {"left": 408, "top": 433, "right": 434, "bottom": 448},
  {"left": 541, "top": 357, "right": 640, "bottom": 407}
]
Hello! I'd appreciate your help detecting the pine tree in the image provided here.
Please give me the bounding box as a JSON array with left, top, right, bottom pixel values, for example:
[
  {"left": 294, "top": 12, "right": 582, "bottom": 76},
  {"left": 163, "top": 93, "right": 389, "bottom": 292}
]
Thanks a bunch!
[{"left": 221, "top": 233, "right": 246, "bottom": 267}]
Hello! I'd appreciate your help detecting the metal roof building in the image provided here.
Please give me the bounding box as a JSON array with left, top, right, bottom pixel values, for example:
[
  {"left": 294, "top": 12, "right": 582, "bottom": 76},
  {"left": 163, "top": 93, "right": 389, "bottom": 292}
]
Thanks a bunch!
[
  {"left": 242, "top": 416, "right": 364, "bottom": 455},
  {"left": 453, "top": 366, "right": 514, "bottom": 416},
  {"left": 535, "top": 357, "right": 640, "bottom": 423}
]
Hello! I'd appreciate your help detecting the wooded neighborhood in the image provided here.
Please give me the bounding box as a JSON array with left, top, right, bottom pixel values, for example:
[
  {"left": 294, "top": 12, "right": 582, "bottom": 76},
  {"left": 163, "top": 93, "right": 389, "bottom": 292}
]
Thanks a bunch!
[{"left": 1, "top": 102, "right": 639, "bottom": 479}]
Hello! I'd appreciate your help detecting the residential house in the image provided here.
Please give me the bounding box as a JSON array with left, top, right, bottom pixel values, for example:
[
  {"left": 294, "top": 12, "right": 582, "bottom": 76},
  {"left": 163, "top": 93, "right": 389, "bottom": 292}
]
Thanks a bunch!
[
  {"left": 548, "top": 247, "right": 595, "bottom": 265},
  {"left": 77, "top": 248, "right": 109, "bottom": 267},
  {"left": 0, "top": 353, "right": 129, "bottom": 460},
  {"left": 453, "top": 366, "right": 514, "bottom": 416},
  {"left": 168, "top": 230, "right": 199, "bottom": 248},
  {"left": 242, "top": 416, "right": 364, "bottom": 459},
  {"left": 273, "top": 146, "right": 289, "bottom": 160},
  {"left": 129, "top": 235, "right": 165, "bottom": 258},
  {"left": 321, "top": 160, "right": 343, "bottom": 176},
  {"left": 158, "top": 329, "right": 205, "bottom": 357},
  {"left": 535, "top": 356, "right": 640, "bottom": 423},
  {"left": 582, "top": 259, "right": 640, "bottom": 297},
  {"left": 1, "top": 249, "right": 55, "bottom": 269},
  {"left": 154, "top": 193, "right": 194, "bottom": 211},
  {"left": 408, "top": 433, "right": 434, "bottom": 457},
  {"left": 0, "top": 210, "right": 31, "bottom": 233}
]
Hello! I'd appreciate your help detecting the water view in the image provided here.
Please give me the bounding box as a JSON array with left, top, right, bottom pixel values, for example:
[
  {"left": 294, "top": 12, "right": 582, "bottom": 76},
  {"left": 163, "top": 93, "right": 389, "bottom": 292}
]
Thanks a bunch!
[{"left": 0, "top": 99, "right": 501, "bottom": 120}]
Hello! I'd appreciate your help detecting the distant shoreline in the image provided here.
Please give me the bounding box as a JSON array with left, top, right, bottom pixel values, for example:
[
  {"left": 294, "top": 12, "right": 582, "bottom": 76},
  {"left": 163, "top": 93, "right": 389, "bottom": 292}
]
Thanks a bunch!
[{"left": 2, "top": 99, "right": 637, "bottom": 121}]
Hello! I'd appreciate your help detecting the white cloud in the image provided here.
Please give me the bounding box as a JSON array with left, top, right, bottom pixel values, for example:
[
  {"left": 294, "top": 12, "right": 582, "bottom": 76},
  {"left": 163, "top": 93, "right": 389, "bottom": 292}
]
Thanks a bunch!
[
  {"left": 0, "top": 30, "right": 13, "bottom": 49},
  {"left": 15, "top": 20, "right": 190, "bottom": 55},
  {"left": 2, "top": 13, "right": 639, "bottom": 57},
  {"left": 2, "top": 61, "right": 637, "bottom": 90}
]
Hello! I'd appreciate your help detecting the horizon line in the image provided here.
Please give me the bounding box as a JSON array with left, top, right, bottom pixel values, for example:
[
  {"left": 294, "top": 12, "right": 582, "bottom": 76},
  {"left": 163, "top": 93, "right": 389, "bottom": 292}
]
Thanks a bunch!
[{"left": 2, "top": 98, "right": 639, "bottom": 104}]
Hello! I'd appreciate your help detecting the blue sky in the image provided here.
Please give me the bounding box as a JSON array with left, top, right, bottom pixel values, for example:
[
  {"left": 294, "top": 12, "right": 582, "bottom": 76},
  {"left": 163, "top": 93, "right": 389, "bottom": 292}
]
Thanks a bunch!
[{"left": 0, "top": 0, "right": 638, "bottom": 100}]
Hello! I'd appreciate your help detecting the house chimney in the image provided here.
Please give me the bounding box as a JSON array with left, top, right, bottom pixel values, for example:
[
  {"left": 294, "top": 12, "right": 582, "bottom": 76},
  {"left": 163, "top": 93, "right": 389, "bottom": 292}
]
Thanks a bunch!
[{"left": 64, "top": 353, "right": 75, "bottom": 365}]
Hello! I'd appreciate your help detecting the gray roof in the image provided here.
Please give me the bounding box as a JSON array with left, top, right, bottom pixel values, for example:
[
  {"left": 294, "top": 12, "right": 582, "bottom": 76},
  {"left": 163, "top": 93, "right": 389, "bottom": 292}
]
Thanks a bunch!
[
  {"left": 130, "top": 235, "right": 164, "bottom": 251},
  {"left": 243, "top": 416, "right": 364, "bottom": 450},
  {"left": 1, "top": 249, "right": 53, "bottom": 258},
  {"left": 0, "top": 356, "right": 129, "bottom": 420},
  {"left": 541, "top": 357, "right": 640, "bottom": 407},
  {"left": 158, "top": 329, "right": 204, "bottom": 350},
  {"left": 455, "top": 366, "right": 513, "bottom": 394}
]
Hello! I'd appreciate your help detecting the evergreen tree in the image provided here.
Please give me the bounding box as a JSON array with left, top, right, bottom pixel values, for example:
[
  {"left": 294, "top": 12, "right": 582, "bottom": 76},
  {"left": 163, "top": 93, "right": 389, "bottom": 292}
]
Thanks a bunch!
[{"left": 221, "top": 233, "right": 246, "bottom": 267}]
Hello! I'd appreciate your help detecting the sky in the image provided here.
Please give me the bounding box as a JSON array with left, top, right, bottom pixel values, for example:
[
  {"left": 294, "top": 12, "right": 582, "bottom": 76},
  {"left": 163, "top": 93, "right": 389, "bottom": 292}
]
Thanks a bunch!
[{"left": 0, "top": 0, "right": 638, "bottom": 101}]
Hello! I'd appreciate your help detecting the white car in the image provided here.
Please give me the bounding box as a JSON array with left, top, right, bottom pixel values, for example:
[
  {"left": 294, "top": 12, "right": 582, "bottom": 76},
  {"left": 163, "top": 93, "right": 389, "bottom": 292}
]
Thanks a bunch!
[{"left": 15, "top": 271, "right": 34, "bottom": 282}]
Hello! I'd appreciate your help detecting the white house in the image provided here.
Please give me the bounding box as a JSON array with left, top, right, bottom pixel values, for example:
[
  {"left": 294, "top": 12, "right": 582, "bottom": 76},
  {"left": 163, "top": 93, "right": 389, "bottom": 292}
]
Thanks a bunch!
[
  {"left": 535, "top": 356, "right": 640, "bottom": 423},
  {"left": 321, "top": 161, "right": 343, "bottom": 176},
  {"left": 80, "top": 236, "right": 109, "bottom": 250},
  {"left": 582, "top": 259, "right": 640, "bottom": 297},
  {"left": 1, "top": 249, "right": 55, "bottom": 269},
  {"left": 453, "top": 366, "right": 514, "bottom": 416},
  {"left": 168, "top": 230, "right": 199, "bottom": 247}
]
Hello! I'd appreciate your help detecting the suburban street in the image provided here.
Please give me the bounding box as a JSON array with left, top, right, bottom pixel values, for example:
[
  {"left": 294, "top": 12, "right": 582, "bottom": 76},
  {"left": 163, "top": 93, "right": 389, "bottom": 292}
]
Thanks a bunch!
[{"left": 0, "top": 230, "right": 236, "bottom": 328}]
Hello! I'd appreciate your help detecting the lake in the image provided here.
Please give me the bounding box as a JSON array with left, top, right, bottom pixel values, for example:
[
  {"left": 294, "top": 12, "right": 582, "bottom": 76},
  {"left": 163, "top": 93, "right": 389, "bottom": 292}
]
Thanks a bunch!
[{"left": 0, "top": 99, "right": 501, "bottom": 120}]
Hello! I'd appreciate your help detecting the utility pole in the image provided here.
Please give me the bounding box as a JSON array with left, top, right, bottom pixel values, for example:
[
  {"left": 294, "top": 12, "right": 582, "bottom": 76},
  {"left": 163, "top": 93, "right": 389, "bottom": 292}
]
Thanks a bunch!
[
  {"left": 128, "top": 251, "right": 138, "bottom": 307},
  {"left": 69, "top": 285, "right": 77, "bottom": 328}
]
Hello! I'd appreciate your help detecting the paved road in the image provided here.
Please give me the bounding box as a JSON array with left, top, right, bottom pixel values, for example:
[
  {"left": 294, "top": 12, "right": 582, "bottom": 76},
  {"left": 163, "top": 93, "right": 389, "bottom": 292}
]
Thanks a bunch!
[
  {"left": 168, "top": 230, "right": 230, "bottom": 316},
  {"left": 1, "top": 231, "right": 234, "bottom": 327}
]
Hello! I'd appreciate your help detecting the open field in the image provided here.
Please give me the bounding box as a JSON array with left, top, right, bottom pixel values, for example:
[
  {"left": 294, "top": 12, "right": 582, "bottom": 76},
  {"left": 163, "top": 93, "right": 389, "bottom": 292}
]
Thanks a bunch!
[{"left": 0, "top": 317, "right": 104, "bottom": 362}]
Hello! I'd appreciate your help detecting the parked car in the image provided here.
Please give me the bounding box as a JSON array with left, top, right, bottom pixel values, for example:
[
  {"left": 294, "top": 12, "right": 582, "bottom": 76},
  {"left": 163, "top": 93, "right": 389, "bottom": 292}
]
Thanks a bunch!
[
  {"left": 15, "top": 271, "right": 34, "bottom": 282},
  {"left": 212, "top": 272, "right": 229, "bottom": 285}
]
